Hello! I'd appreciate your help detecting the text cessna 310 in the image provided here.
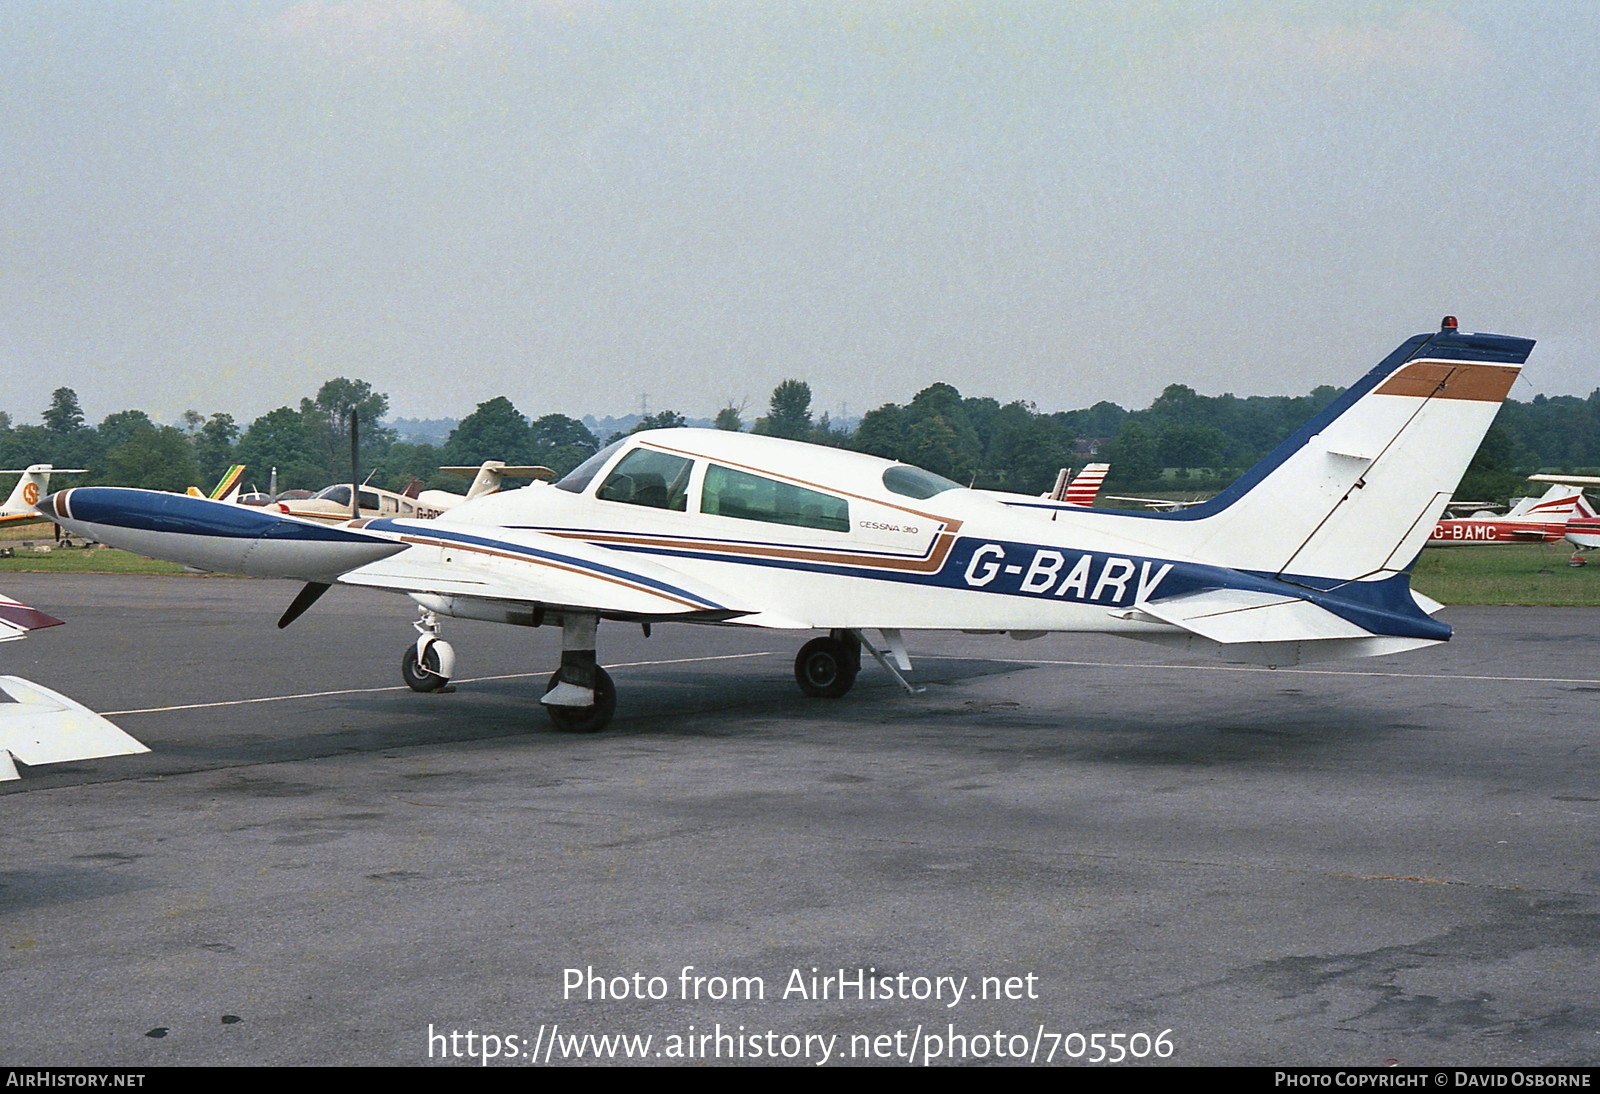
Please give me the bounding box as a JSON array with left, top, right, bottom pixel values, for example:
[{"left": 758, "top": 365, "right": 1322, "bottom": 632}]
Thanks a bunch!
[{"left": 39, "top": 320, "right": 1532, "bottom": 734}]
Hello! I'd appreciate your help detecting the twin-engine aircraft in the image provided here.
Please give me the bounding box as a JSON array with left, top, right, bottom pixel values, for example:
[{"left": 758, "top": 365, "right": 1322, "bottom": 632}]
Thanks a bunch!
[{"left": 40, "top": 321, "right": 1532, "bottom": 734}]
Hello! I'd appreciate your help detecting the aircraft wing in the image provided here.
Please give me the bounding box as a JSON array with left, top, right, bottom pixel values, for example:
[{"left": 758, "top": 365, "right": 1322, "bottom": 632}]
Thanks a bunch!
[
  {"left": 0, "top": 594, "right": 65, "bottom": 641},
  {"left": 0, "top": 676, "right": 150, "bottom": 781},
  {"left": 341, "top": 519, "right": 757, "bottom": 618},
  {"left": 0, "top": 591, "right": 149, "bottom": 779}
]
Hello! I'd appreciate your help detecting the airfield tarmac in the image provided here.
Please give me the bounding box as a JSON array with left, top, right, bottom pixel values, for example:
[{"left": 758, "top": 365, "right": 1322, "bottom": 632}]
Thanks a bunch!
[{"left": 0, "top": 573, "right": 1595, "bottom": 1068}]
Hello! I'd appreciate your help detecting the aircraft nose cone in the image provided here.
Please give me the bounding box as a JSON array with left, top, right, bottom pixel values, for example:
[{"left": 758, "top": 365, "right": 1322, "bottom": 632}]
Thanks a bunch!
[{"left": 34, "top": 491, "right": 60, "bottom": 522}]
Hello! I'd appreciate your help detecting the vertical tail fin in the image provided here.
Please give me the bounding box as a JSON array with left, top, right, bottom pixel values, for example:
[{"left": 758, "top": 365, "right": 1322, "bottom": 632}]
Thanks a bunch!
[
  {"left": 1503, "top": 484, "right": 1584, "bottom": 522},
  {"left": 208, "top": 464, "right": 247, "bottom": 502},
  {"left": 1, "top": 465, "right": 90, "bottom": 520},
  {"left": 1123, "top": 323, "right": 1534, "bottom": 582},
  {"left": 1063, "top": 463, "right": 1110, "bottom": 507}
]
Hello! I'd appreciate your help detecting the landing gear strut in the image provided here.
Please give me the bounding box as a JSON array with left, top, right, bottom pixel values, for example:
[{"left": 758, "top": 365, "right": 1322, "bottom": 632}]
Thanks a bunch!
[
  {"left": 401, "top": 609, "right": 455, "bottom": 692},
  {"left": 540, "top": 612, "right": 616, "bottom": 733},
  {"left": 793, "top": 628, "right": 925, "bottom": 698}
]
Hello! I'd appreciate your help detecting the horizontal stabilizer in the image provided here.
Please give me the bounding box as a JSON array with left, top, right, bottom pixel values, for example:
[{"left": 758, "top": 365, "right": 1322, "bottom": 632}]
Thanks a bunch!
[
  {"left": 0, "top": 676, "right": 149, "bottom": 779},
  {"left": 1127, "top": 588, "right": 1373, "bottom": 644}
]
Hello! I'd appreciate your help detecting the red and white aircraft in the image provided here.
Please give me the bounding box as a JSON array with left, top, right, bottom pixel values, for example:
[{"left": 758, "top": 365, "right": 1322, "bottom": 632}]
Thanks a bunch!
[
  {"left": 1515, "top": 475, "right": 1600, "bottom": 558},
  {"left": 1425, "top": 484, "right": 1586, "bottom": 546}
]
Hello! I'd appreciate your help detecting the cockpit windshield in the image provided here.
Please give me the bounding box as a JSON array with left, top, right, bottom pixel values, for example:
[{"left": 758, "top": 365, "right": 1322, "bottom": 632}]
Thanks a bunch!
[
  {"left": 554, "top": 440, "right": 625, "bottom": 494},
  {"left": 882, "top": 465, "right": 961, "bottom": 500}
]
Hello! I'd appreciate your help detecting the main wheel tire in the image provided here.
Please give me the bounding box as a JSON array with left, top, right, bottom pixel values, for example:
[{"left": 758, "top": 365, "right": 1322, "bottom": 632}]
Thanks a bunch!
[
  {"left": 794, "top": 637, "right": 858, "bottom": 698},
  {"left": 543, "top": 666, "right": 617, "bottom": 733},
  {"left": 402, "top": 643, "right": 449, "bottom": 692}
]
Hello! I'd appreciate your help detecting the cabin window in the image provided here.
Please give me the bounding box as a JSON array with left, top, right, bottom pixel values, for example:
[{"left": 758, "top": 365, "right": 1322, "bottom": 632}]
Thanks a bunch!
[
  {"left": 882, "top": 465, "right": 961, "bottom": 500},
  {"left": 701, "top": 464, "right": 849, "bottom": 532},
  {"left": 596, "top": 448, "right": 693, "bottom": 511}
]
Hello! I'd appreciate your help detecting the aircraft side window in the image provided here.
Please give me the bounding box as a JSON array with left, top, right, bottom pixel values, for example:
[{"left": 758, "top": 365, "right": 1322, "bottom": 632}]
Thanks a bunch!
[
  {"left": 701, "top": 465, "right": 848, "bottom": 533},
  {"left": 596, "top": 449, "right": 692, "bottom": 512}
]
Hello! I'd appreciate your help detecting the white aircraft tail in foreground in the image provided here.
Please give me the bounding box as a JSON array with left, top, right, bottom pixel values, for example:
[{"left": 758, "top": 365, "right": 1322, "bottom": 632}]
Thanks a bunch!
[
  {"left": 40, "top": 319, "right": 1533, "bottom": 734},
  {"left": 0, "top": 594, "right": 149, "bottom": 780}
]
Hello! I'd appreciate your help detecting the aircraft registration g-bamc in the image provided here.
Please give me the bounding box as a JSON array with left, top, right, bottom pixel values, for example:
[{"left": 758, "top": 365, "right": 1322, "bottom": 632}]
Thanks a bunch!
[
  {"left": 39, "top": 319, "right": 1532, "bottom": 734},
  {"left": 1425, "top": 483, "right": 1586, "bottom": 545}
]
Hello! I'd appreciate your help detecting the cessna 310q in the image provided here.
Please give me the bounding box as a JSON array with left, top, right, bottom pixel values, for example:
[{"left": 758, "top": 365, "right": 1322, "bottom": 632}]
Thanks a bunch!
[{"left": 38, "top": 320, "right": 1532, "bottom": 734}]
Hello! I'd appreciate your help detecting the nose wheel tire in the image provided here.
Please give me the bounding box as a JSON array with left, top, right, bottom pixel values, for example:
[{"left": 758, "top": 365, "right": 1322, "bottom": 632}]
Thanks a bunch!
[
  {"left": 543, "top": 667, "right": 617, "bottom": 733},
  {"left": 794, "top": 636, "right": 858, "bottom": 698},
  {"left": 402, "top": 643, "right": 450, "bottom": 692}
]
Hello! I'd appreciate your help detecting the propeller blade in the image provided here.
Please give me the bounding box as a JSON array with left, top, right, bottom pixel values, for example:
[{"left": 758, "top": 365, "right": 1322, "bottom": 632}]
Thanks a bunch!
[{"left": 278, "top": 582, "right": 331, "bottom": 629}]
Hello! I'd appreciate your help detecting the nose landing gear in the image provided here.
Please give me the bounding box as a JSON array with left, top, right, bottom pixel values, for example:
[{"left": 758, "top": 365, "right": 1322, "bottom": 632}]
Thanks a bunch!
[{"left": 401, "top": 609, "right": 455, "bottom": 692}]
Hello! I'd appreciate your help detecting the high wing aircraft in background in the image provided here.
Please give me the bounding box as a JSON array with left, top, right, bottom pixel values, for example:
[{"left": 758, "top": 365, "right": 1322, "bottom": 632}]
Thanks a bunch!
[
  {"left": 1425, "top": 483, "right": 1586, "bottom": 545},
  {"left": 39, "top": 320, "right": 1533, "bottom": 734},
  {"left": 1, "top": 465, "right": 89, "bottom": 527},
  {"left": 262, "top": 461, "right": 555, "bottom": 523},
  {"left": 0, "top": 593, "right": 149, "bottom": 779}
]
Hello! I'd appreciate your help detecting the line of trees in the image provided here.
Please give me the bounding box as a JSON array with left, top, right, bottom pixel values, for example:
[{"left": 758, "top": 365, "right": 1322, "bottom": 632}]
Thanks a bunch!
[{"left": 1, "top": 374, "right": 1595, "bottom": 505}]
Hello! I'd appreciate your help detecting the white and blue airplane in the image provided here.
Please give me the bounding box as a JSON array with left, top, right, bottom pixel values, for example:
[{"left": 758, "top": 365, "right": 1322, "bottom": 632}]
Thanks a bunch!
[{"left": 39, "top": 320, "right": 1532, "bottom": 734}]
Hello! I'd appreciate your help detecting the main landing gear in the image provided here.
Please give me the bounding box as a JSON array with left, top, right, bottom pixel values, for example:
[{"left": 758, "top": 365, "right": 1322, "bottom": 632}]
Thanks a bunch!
[
  {"left": 396, "top": 611, "right": 924, "bottom": 734},
  {"left": 793, "top": 629, "right": 924, "bottom": 698}
]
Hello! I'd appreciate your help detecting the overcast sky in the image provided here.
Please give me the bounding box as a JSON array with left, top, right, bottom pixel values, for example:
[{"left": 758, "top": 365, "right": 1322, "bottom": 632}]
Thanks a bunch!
[{"left": 2, "top": 1, "right": 1595, "bottom": 428}]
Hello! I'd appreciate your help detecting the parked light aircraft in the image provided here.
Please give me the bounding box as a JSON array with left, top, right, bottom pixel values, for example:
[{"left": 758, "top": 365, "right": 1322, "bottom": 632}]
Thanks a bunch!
[
  {"left": 265, "top": 462, "right": 555, "bottom": 523},
  {"left": 0, "top": 593, "right": 149, "bottom": 779},
  {"left": 1520, "top": 475, "right": 1600, "bottom": 554},
  {"left": 38, "top": 321, "right": 1533, "bottom": 734},
  {"left": 1, "top": 465, "right": 89, "bottom": 527},
  {"left": 1425, "top": 483, "right": 1586, "bottom": 545}
]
